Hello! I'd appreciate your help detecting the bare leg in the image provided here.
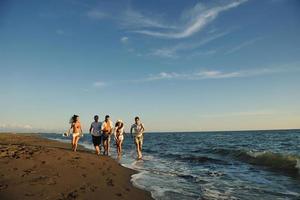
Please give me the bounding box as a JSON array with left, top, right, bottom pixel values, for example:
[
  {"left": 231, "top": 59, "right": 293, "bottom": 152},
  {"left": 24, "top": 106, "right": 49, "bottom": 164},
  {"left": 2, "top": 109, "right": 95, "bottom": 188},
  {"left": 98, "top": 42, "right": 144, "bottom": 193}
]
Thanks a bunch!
[
  {"left": 134, "top": 140, "right": 141, "bottom": 159},
  {"left": 74, "top": 136, "right": 80, "bottom": 152},
  {"left": 107, "top": 137, "right": 110, "bottom": 155},
  {"left": 119, "top": 141, "right": 123, "bottom": 155},
  {"left": 95, "top": 145, "right": 100, "bottom": 155},
  {"left": 103, "top": 140, "right": 108, "bottom": 155},
  {"left": 116, "top": 141, "right": 119, "bottom": 155},
  {"left": 137, "top": 139, "right": 143, "bottom": 159},
  {"left": 71, "top": 136, "right": 76, "bottom": 151}
]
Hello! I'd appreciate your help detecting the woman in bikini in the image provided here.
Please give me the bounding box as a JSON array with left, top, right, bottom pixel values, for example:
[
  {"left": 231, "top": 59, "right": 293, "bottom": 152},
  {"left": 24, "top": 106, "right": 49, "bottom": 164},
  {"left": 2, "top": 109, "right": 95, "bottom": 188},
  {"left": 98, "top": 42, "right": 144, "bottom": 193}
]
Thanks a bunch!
[
  {"left": 68, "top": 115, "right": 83, "bottom": 152},
  {"left": 114, "top": 120, "right": 125, "bottom": 157}
]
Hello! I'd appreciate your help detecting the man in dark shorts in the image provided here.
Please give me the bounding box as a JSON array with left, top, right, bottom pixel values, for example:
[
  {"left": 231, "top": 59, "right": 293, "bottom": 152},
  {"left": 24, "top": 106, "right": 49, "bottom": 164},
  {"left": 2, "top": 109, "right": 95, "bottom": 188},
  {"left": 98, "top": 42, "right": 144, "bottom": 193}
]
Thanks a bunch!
[{"left": 89, "top": 115, "right": 102, "bottom": 155}]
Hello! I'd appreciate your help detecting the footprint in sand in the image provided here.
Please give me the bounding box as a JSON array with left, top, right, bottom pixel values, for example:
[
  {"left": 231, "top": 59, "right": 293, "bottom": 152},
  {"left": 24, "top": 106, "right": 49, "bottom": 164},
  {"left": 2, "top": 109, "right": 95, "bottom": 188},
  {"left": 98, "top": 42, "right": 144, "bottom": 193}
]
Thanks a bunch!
[
  {"left": 46, "top": 178, "right": 56, "bottom": 185},
  {"left": 59, "top": 190, "right": 79, "bottom": 200},
  {"left": 21, "top": 169, "right": 33, "bottom": 177},
  {"left": 106, "top": 178, "right": 114, "bottom": 187},
  {"left": 66, "top": 190, "right": 79, "bottom": 199},
  {"left": 81, "top": 174, "right": 87, "bottom": 178},
  {"left": 0, "top": 184, "right": 8, "bottom": 190},
  {"left": 25, "top": 193, "right": 34, "bottom": 197},
  {"left": 79, "top": 185, "right": 86, "bottom": 192},
  {"left": 29, "top": 175, "right": 54, "bottom": 185},
  {"left": 89, "top": 185, "right": 98, "bottom": 192},
  {"left": 115, "top": 193, "right": 122, "bottom": 197},
  {"left": 57, "top": 157, "right": 62, "bottom": 160}
]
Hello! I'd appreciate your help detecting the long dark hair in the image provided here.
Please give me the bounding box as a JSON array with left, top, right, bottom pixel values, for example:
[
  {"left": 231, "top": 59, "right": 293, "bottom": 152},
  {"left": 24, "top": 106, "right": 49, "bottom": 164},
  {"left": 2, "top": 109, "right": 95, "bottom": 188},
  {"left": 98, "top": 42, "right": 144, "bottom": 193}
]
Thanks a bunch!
[
  {"left": 115, "top": 121, "right": 123, "bottom": 133},
  {"left": 69, "top": 115, "right": 79, "bottom": 124}
]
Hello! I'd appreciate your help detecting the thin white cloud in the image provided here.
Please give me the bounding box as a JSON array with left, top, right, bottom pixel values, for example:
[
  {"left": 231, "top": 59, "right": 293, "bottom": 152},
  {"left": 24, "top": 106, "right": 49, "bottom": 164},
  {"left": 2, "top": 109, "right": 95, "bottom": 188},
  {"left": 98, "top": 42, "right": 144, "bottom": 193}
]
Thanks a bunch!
[
  {"left": 120, "top": 36, "right": 129, "bottom": 44},
  {"left": 145, "top": 68, "right": 283, "bottom": 81},
  {"left": 56, "top": 29, "right": 65, "bottom": 35},
  {"left": 150, "top": 31, "right": 229, "bottom": 58},
  {"left": 0, "top": 123, "right": 33, "bottom": 131},
  {"left": 92, "top": 63, "right": 299, "bottom": 86},
  {"left": 199, "top": 110, "right": 277, "bottom": 118},
  {"left": 188, "top": 49, "right": 217, "bottom": 58},
  {"left": 87, "top": 10, "right": 108, "bottom": 20},
  {"left": 120, "top": 9, "right": 176, "bottom": 29},
  {"left": 133, "top": 0, "right": 247, "bottom": 39},
  {"left": 225, "top": 37, "right": 263, "bottom": 54},
  {"left": 93, "top": 81, "right": 107, "bottom": 88},
  {"left": 23, "top": 125, "right": 33, "bottom": 129}
]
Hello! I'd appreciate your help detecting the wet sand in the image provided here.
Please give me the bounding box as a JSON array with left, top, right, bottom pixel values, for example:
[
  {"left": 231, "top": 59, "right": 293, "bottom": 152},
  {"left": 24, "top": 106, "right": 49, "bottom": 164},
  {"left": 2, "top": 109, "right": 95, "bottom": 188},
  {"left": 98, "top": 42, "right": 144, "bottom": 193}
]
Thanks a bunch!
[{"left": 0, "top": 133, "right": 152, "bottom": 200}]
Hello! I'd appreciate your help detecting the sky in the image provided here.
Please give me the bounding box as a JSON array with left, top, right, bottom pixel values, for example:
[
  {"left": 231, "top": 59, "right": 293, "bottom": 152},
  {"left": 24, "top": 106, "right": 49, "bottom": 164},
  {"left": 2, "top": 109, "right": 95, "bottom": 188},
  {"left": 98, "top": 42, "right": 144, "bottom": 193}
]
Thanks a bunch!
[{"left": 0, "top": 0, "right": 300, "bottom": 133}]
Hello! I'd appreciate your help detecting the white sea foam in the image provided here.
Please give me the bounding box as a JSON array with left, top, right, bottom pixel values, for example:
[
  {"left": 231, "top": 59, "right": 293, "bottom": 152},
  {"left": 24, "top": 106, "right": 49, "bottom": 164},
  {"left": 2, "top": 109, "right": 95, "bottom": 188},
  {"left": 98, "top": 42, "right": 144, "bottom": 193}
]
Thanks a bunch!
[
  {"left": 47, "top": 137, "right": 69, "bottom": 144},
  {"left": 296, "top": 158, "right": 300, "bottom": 173},
  {"left": 42, "top": 131, "right": 300, "bottom": 200},
  {"left": 201, "top": 186, "right": 237, "bottom": 200}
]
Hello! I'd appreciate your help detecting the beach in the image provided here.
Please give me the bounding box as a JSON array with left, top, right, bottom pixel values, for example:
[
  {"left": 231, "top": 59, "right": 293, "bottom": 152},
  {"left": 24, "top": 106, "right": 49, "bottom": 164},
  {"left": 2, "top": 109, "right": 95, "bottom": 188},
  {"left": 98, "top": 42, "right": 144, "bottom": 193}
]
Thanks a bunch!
[{"left": 0, "top": 133, "right": 152, "bottom": 200}]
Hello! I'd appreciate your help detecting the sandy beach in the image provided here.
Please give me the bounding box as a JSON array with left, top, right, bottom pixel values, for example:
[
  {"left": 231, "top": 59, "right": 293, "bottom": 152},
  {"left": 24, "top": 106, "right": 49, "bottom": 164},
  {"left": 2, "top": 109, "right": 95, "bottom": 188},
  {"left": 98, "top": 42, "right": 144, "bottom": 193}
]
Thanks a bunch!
[{"left": 0, "top": 133, "right": 152, "bottom": 200}]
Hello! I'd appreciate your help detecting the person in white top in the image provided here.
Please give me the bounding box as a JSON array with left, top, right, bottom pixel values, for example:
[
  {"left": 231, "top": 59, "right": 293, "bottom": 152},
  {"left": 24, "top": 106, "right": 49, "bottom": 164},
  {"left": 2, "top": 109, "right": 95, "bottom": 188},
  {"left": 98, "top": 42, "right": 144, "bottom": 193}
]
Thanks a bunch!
[
  {"left": 89, "top": 115, "right": 102, "bottom": 155},
  {"left": 130, "top": 116, "right": 145, "bottom": 160},
  {"left": 114, "top": 120, "right": 125, "bottom": 157},
  {"left": 101, "top": 115, "right": 113, "bottom": 156}
]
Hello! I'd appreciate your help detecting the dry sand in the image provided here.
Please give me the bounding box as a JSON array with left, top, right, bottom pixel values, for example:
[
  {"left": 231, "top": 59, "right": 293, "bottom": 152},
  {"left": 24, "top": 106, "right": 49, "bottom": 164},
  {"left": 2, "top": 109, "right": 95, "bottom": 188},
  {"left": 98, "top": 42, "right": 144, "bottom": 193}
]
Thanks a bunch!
[{"left": 0, "top": 133, "right": 152, "bottom": 200}]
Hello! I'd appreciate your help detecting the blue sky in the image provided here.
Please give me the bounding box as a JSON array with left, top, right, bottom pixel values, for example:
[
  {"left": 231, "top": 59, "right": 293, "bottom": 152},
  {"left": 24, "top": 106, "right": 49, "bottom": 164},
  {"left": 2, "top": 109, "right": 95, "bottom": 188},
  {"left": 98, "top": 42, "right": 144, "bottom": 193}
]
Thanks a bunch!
[{"left": 0, "top": 0, "right": 300, "bottom": 132}]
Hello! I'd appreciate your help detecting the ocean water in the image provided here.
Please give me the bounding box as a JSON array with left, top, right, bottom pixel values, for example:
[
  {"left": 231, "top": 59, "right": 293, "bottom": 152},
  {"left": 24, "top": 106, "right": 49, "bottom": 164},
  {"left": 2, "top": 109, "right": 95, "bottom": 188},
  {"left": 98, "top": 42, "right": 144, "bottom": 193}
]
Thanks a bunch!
[{"left": 41, "top": 130, "right": 300, "bottom": 200}]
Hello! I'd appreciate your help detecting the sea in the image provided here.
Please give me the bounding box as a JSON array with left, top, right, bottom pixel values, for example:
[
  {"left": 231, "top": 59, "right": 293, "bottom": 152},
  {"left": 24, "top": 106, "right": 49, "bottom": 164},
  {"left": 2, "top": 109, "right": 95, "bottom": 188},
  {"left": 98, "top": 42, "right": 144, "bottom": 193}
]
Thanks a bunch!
[{"left": 40, "top": 129, "right": 300, "bottom": 200}]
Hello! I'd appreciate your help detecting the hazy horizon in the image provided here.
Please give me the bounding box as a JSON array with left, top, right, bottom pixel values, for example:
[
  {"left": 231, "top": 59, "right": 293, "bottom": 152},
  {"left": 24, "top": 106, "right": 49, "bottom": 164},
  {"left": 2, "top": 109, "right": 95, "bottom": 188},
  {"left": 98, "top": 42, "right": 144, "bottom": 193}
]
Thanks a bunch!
[{"left": 1, "top": 0, "right": 300, "bottom": 133}]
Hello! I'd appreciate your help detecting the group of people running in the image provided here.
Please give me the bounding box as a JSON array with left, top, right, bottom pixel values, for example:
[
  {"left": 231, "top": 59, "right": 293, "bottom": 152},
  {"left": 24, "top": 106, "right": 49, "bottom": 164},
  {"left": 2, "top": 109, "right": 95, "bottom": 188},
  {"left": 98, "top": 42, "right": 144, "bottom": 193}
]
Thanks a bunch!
[{"left": 67, "top": 115, "right": 145, "bottom": 159}]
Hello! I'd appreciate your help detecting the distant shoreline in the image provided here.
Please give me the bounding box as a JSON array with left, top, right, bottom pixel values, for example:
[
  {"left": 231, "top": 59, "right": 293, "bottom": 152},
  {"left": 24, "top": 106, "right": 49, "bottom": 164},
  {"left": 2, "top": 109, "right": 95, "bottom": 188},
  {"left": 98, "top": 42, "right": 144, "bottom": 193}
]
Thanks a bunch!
[
  {"left": 0, "top": 133, "right": 153, "bottom": 200},
  {"left": 2, "top": 128, "right": 299, "bottom": 135}
]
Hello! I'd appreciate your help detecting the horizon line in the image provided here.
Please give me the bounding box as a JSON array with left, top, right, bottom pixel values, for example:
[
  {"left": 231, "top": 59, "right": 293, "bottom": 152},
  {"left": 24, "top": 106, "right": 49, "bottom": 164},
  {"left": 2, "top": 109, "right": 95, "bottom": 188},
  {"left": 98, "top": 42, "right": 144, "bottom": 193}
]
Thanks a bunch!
[{"left": 1, "top": 128, "right": 299, "bottom": 135}]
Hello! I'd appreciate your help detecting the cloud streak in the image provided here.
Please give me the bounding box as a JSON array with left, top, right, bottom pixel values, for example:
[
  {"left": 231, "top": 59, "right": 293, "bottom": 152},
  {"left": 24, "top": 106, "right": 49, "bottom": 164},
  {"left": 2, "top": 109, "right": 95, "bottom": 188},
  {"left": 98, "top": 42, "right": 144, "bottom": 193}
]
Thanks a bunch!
[
  {"left": 120, "top": 9, "right": 176, "bottom": 30},
  {"left": 86, "top": 10, "right": 108, "bottom": 20},
  {"left": 225, "top": 37, "right": 263, "bottom": 54},
  {"left": 93, "top": 81, "right": 107, "bottom": 88},
  {"left": 133, "top": 0, "right": 247, "bottom": 39},
  {"left": 199, "top": 110, "right": 277, "bottom": 118},
  {"left": 0, "top": 123, "right": 33, "bottom": 132},
  {"left": 150, "top": 31, "right": 229, "bottom": 58},
  {"left": 144, "top": 68, "right": 284, "bottom": 81},
  {"left": 120, "top": 36, "right": 129, "bottom": 44}
]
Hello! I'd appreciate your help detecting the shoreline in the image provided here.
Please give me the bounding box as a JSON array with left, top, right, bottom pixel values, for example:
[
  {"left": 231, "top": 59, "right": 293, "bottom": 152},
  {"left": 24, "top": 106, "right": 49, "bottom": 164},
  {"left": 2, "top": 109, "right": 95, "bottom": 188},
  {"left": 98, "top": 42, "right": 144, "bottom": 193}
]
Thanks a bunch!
[{"left": 0, "top": 133, "right": 153, "bottom": 200}]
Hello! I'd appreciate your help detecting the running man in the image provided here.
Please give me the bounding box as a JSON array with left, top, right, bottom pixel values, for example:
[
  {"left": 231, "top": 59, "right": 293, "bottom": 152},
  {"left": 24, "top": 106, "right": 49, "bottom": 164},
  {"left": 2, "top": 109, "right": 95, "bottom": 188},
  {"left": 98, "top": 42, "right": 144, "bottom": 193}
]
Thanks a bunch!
[
  {"left": 130, "top": 116, "right": 145, "bottom": 159},
  {"left": 101, "top": 115, "right": 113, "bottom": 155},
  {"left": 89, "top": 115, "right": 102, "bottom": 155}
]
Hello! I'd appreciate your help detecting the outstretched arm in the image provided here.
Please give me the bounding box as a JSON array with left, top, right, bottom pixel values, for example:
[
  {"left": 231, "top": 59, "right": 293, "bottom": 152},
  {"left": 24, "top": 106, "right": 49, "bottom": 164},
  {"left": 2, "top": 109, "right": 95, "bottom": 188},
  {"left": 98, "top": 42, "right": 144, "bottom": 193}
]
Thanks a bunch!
[
  {"left": 89, "top": 124, "right": 93, "bottom": 134},
  {"left": 68, "top": 124, "right": 73, "bottom": 134},
  {"left": 130, "top": 126, "right": 133, "bottom": 137},
  {"left": 141, "top": 124, "right": 145, "bottom": 133}
]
